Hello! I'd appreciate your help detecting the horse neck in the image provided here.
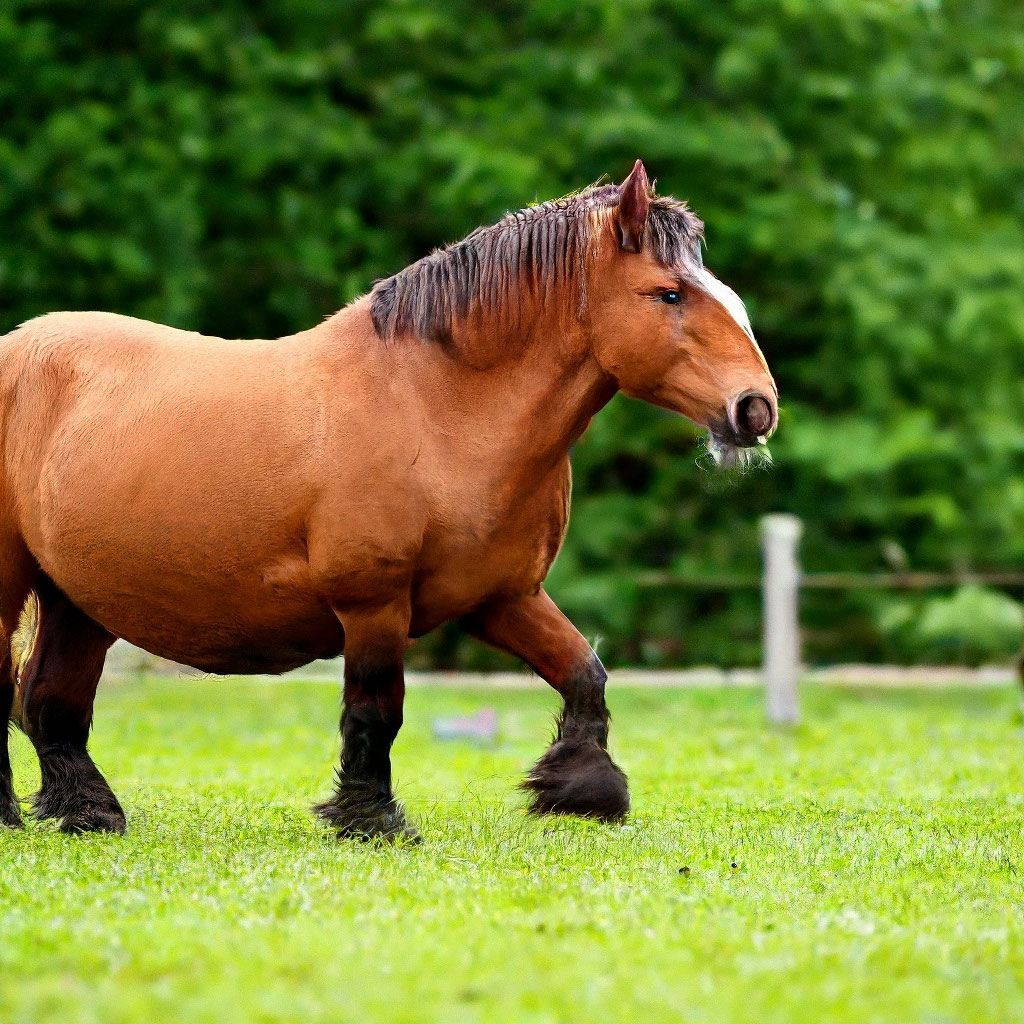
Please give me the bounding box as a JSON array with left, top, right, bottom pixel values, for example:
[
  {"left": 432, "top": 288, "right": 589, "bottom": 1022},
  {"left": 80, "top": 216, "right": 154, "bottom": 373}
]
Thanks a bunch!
[
  {"left": 385, "top": 302, "right": 615, "bottom": 479},
  {"left": 318, "top": 297, "right": 615, "bottom": 484},
  {"left": 499, "top": 351, "right": 613, "bottom": 483}
]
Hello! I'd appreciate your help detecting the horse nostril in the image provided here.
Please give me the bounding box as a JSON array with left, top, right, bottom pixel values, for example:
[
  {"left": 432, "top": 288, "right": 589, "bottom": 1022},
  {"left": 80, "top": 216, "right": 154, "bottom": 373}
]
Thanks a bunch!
[{"left": 734, "top": 394, "right": 774, "bottom": 438}]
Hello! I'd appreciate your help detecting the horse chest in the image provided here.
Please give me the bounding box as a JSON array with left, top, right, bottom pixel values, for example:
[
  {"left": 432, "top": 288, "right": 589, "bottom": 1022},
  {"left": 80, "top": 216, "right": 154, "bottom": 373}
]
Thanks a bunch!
[{"left": 409, "top": 475, "right": 570, "bottom": 633}]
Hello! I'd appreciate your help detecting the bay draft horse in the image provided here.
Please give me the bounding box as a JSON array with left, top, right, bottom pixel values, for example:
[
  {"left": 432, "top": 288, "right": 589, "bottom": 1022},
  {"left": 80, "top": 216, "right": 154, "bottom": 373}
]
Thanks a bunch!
[{"left": 0, "top": 160, "right": 777, "bottom": 840}]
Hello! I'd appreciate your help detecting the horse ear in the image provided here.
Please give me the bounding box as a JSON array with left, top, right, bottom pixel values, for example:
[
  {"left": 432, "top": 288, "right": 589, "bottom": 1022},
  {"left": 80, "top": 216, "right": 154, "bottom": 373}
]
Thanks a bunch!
[{"left": 616, "top": 159, "right": 651, "bottom": 254}]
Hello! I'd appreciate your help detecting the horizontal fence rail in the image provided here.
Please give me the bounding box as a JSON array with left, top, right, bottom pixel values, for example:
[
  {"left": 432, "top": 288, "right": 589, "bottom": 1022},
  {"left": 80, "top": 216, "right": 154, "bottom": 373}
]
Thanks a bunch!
[{"left": 629, "top": 570, "right": 1024, "bottom": 590}]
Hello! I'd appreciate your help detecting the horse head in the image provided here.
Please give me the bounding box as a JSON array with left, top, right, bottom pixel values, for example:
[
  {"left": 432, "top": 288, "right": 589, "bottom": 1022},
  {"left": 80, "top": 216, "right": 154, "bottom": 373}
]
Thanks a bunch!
[{"left": 586, "top": 160, "right": 777, "bottom": 467}]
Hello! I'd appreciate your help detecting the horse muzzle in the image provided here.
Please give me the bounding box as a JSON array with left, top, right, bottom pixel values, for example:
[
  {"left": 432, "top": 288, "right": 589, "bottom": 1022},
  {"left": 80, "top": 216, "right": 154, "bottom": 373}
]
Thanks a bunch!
[{"left": 725, "top": 390, "right": 777, "bottom": 447}]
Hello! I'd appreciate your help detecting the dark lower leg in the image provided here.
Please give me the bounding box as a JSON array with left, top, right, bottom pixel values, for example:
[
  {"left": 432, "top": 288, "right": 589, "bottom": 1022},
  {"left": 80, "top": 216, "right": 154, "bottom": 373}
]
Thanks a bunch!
[
  {"left": 524, "top": 652, "right": 629, "bottom": 821},
  {"left": 554, "top": 655, "right": 611, "bottom": 747},
  {"left": 20, "top": 578, "right": 123, "bottom": 833},
  {"left": 1, "top": 648, "right": 20, "bottom": 827},
  {"left": 30, "top": 744, "right": 124, "bottom": 832},
  {"left": 314, "top": 605, "right": 416, "bottom": 841},
  {"left": 466, "top": 591, "right": 629, "bottom": 822},
  {"left": 314, "top": 694, "right": 410, "bottom": 840}
]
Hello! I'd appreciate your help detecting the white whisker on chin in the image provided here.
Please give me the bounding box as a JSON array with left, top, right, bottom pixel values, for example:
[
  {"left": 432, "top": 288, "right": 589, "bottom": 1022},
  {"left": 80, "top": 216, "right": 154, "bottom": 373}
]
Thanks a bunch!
[{"left": 703, "top": 433, "right": 773, "bottom": 472}]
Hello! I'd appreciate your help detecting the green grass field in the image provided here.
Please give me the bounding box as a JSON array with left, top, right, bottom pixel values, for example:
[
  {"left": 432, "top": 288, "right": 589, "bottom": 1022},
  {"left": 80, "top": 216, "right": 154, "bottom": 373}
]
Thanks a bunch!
[{"left": 2, "top": 677, "right": 1023, "bottom": 1023}]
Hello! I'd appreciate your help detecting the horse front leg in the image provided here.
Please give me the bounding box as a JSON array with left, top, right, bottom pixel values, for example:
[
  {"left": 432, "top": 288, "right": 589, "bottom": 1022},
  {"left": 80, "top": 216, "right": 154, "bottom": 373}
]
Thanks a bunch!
[
  {"left": 466, "top": 590, "right": 629, "bottom": 822},
  {"left": 314, "top": 602, "right": 418, "bottom": 842},
  {"left": 19, "top": 577, "right": 124, "bottom": 833}
]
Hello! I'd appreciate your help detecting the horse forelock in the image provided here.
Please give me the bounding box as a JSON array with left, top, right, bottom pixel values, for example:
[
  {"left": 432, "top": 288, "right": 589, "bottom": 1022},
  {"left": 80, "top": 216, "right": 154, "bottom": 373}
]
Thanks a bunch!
[{"left": 369, "top": 184, "right": 705, "bottom": 342}]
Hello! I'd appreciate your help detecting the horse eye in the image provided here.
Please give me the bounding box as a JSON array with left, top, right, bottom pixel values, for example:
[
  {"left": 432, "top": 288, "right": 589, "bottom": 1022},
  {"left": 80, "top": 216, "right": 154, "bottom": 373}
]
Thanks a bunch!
[{"left": 660, "top": 290, "right": 681, "bottom": 305}]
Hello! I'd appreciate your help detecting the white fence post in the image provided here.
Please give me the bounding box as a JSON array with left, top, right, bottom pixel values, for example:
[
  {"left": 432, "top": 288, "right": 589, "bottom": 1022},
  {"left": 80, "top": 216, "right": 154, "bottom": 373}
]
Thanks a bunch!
[{"left": 761, "top": 514, "right": 803, "bottom": 724}]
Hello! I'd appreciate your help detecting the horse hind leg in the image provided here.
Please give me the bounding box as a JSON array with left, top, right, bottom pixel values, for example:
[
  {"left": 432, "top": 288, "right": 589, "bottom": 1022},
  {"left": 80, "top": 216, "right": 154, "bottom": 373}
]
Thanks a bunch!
[
  {"left": 19, "top": 575, "right": 124, "bottom": 833},
  {"left": 0, "top": 542, "right": 36, "bottom": 828},
  {"left": 0, "top": 643, "right": 21, "bottom": 827}
]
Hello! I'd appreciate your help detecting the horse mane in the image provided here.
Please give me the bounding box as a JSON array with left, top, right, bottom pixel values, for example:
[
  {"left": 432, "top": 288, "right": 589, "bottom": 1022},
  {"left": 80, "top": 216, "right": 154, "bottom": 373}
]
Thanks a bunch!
[{"left": 369, "top": 183, "right": 705, "bottom": 342}]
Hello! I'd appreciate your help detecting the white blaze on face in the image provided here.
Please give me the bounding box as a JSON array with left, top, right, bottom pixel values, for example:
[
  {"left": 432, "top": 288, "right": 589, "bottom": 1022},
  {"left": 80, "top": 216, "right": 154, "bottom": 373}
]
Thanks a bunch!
[
  {"left": 694, "top": 267, "right": 754, "bottom": 340},
  {"left": 690, "top": 266, "right": 774, "bottom": 463}
]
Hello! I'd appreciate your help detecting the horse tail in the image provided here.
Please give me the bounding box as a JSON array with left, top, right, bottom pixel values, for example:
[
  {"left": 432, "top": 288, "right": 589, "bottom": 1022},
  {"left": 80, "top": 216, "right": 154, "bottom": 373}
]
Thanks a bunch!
[{"left": 11, "top": 591, "right": 38, "bottom": 687}]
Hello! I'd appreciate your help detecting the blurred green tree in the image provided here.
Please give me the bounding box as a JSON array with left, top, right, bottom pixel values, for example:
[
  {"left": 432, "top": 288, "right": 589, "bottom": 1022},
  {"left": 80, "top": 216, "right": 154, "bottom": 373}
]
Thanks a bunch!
[{"left": 1, "top": 0, "right": 1022, "bottom": 666}]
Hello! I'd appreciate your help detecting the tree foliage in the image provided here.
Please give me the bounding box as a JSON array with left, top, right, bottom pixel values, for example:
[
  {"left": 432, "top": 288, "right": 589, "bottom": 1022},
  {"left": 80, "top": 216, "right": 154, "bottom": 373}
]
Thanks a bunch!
[{"left": 2, "top": 0, "right": 1022, "bottom": 665}]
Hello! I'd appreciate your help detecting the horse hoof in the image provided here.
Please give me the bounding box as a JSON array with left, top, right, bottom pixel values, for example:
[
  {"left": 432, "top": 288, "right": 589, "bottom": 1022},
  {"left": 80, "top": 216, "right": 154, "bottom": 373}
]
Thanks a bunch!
[
  {"left": 32, "top": 784, "right": 127, "bottom": 833},
  {"left": 524, "top": 737, "right": 630, "bottom": 822},
  {"left": 59, "top": 803, "right": 128, "bottom": 835},
  {"left": 365, "top": 821, "right": 422, "bottom": 846},
  {"left": 314, "top": 792, "right": 420, "bottom": 844},
  {"left": 0, "top": 799, "right": 23, "bottom": 829}
]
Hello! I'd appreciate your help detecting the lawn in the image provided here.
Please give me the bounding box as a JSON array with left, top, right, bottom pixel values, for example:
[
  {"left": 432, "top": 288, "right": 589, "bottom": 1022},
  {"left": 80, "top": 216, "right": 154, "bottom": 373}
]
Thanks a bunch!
[{"left": 2, "top": 676, "right": 1023, "bottom": 1024}]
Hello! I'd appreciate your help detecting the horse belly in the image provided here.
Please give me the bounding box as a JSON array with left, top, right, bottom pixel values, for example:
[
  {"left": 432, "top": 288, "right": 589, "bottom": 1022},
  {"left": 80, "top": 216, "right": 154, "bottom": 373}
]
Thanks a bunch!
[
  {"left": 26, "top": 471, "right": 344, "bottom": 674},
  {"left": 45, "top": 544, "right": 344, "bottom": 675}
]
